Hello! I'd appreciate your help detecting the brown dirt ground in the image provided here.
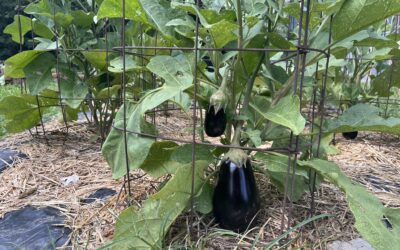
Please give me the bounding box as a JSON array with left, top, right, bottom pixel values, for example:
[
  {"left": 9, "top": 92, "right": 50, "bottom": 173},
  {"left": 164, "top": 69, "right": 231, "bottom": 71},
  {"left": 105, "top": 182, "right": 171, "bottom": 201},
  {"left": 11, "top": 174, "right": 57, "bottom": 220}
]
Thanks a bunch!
[{"left": 0, "top": 112, "right": 399, "bottom": 249}]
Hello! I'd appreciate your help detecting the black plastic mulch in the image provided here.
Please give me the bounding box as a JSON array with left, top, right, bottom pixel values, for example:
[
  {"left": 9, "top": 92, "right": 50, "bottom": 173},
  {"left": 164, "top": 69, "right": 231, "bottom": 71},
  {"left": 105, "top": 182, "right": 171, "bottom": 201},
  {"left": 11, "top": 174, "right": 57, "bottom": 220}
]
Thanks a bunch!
[
  {"left": 0, "top": 206, "right": 71, "bottom": 250},
  {"left": 0, "top": 149, "right": 27, "bottom": 174},
  {"left": 81, "top": 188, "right": 116, "bottom": 204}
]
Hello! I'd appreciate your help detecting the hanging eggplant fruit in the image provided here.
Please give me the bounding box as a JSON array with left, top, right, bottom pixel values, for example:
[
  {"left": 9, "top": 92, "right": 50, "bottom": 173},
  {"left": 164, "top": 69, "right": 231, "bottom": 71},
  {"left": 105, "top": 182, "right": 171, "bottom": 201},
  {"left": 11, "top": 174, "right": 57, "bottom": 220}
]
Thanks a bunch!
[
  {"left": 204, "top": 76, "right": 228, "bottom": 137},
  {"left": 204, "top": 105, "right": 227, "bottom": 137},
  {"left": 213, "top": 149, "right": 260, "bottom": 232},
  {"left": 342, "top": 131, "right": 358, "bottom": 140}
]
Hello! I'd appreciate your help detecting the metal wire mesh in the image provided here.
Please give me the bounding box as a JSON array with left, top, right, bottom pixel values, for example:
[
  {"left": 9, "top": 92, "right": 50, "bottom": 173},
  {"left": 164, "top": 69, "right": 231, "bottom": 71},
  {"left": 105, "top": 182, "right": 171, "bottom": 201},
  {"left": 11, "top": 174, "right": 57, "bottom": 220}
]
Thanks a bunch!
[{"left": 8, "top": 0, "right": 400, "bottom": 246}]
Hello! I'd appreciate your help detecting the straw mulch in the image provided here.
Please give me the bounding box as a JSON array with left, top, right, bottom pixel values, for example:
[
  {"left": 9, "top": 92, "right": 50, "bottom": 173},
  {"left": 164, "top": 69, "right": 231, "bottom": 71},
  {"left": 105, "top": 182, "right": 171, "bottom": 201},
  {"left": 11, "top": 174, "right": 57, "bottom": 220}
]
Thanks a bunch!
[{"left": 0, "top": 116, "right": 399, "bottom": 249}]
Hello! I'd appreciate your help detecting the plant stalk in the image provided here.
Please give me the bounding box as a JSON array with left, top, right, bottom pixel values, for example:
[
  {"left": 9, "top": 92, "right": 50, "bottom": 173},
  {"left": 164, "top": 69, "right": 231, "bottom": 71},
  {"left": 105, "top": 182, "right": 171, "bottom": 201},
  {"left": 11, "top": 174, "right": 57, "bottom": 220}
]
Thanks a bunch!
[{"left": 231, "top": 53, "right": 266, "bottom": 146}]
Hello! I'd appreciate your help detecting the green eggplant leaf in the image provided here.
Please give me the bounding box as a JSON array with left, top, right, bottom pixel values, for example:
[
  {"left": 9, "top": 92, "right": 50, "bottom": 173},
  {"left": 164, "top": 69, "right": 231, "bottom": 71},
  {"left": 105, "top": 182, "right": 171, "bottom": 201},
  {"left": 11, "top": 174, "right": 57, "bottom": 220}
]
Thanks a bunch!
[
  {"left": 140, "top": 141, "right": 180, "bottom": 178},
  {"left": 298, "top": 159, "right": 400, "bottom": 250},
  {"left": 57, "top": 65, "right": 88, "bottom": 109},
  {"left": 34, "top": 38, "right": 57, "bottom": 50},
  {"left": 97, "top": 0, "right": 149, "bottom": 25},
  {"left": 108, "top": 56, "right": 142, "bottom": 73},
  {"left": 325, "top": 104, "right": 400, "bottom": 135},
  {"left": 255, "top": 153, "right": 315, "bottom": 202},
  {"left": 192, "top": 181, "right": 214, "bottom": 214},
  {"left": 204, "top": 19, "right": 238, "bottom": 48},
  {"left": 4, "top": 15, "right": 32, "bottom": 44},
  {"left": 82, "top": 51, "right": 109, "bottom": 71},
  {"left": 242, "top": 128, "right": 262, "bottom": 147},
  {"left": 140, "top": 142, "right": 213, "bottom": 178},
  {"left": 97, "top": 85, "right": 121, "bottom": 99},
  {"left": 332, "top": 0, "right": 400, "bottom": 41},
  {"left": 110, "top": 161, "right": 209, "bottom": 250},
  {"left": 32, "top": 21, "right": 54, "bottom": 39},
  {"left": 138, "top": 0, "right": 187, "bottom": 44},
  {"left": 146, "top": 54, "right": 193, "bottom": 88},
  {"left": 24, "top": 0, "right": 57, "bottom": 18},
  {"left": 0, "top": 92, "right": 58, "bottom": 133},
  {"left": 24, "top": 52, "right": 56, "bottom": 95},
  {"left": 71, "top": 10, "right": 95, "bottom": 28},
  {"left": 248, "top": 95, "right": 271, "bottom": 127},
  {"left": 370, "top": 60, "right": 400, "bottom": 97},
  {"left": 5, "top": 50, "right": 45, "bottom": 78},
  {"left": 102, "top": 102, "right": 155, "bottom": 179},
  {"left": 169, "top": 144, "right": 214, "bottom": 164},
  {"left": 54, "top": 13, "right": 74, "bottom": 27},
  {"left": 102, "top": 54, "right": 194, "bottom": 179},
  {"left": 264, "top": 95, "right": 306, "bottom": 135}
]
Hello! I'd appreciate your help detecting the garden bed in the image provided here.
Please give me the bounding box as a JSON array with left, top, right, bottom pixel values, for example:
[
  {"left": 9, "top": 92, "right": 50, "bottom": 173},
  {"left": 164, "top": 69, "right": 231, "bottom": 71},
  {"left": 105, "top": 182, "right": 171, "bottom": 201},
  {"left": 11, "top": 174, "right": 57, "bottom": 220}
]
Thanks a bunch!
[{"left": 0, "top": 116, "right": 399, "bottom": 249}]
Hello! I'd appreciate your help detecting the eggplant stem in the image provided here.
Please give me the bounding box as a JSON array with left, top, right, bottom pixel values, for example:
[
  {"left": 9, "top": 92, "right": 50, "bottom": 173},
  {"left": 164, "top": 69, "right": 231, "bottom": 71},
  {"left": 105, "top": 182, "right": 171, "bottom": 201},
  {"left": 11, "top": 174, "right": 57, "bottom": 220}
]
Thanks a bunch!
[{"left": 231, "top": 53, "right": 266, "bottom": 146}]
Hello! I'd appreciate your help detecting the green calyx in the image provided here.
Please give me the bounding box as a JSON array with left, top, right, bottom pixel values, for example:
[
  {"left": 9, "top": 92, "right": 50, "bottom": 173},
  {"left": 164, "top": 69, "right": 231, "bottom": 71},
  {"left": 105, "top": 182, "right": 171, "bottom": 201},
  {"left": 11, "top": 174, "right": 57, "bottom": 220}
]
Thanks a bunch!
[
  {"left": 223, "top": 148, "right": 248, "bottom": 167},
  {"left": 210, "top": 89, "right": 227, "bottom": 113},
  {"left": 209, "top": 68, "right": 231, "bottom": 113}
]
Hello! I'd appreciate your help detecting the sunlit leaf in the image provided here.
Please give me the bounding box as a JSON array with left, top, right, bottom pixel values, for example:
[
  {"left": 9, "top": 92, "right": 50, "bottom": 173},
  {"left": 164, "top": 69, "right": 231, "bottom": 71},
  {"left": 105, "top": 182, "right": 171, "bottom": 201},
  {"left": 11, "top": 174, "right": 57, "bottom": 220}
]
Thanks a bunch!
[
  {"left": 325, "top": 104, "right": 400, "bottom": 135},
  {"left": 5, "top": 50, "right": 45, "bottom": 78},
  {"left": 264, "top": 95, "right": 306, "bottom": 135},
  {"left": 111, "top": 161, "right": 209, "bottom": 249},
  {"left": 4, "top": 15, "right": 32, "bottom": 44},
  {"left": 24, "top": 52, "right": 56, "bottom": 95},
  {"left": 332, "top": 0, "right": 400, "bottom": 41}
]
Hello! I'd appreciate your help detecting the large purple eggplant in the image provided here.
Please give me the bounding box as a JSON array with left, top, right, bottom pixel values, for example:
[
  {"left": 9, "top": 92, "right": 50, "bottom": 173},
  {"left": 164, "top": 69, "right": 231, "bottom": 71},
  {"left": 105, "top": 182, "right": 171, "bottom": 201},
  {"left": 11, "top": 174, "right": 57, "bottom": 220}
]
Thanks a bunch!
[{"left": 213, "top": 155, "right": 260, "bottom": 232}]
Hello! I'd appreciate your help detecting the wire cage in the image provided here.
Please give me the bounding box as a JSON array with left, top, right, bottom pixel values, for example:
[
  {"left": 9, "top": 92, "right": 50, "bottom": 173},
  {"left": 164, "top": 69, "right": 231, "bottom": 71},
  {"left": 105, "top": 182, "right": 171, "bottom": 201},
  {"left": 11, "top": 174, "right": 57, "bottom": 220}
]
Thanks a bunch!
[
  {"left": 111, "top": 0, "right": 336, "bottom": 237},
  {"left": 7, "top": 0, "right": 400, "bottom": 247}
]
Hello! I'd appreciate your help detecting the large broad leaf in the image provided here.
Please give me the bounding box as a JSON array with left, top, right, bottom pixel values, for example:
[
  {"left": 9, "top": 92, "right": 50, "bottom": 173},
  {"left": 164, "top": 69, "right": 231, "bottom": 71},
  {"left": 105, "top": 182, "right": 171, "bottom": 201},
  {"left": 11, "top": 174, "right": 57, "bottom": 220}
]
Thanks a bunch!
[
  {"left": 71, "top": 10, "right": 95, "bottom": 28},
  {"left": 102, "top": 54, "right": 194, "bottom": 179},
  {"left": 255, "top": 153, "right": 316, "bottom": 202},
  {"left": 138, "top": 0, "right": 187, "bottom": 44},
  {"left": 5, "top": 50, "right": 45, "bottom": 78},
  {"left": 298, "top": 159, "right": 400, "bottom": 250},
  {"left": 82, "top": 51, "right": 109, "bottom": 71},
  {"left": 370, "top": 60, "right": 400, "bottom": 97},
  {"left": 264, "top": 95, "right": 306, "bottom": 135},
  {"left": 110, "top": 161, "right": 209, "bottom": 250},
  {"left": 139, "top": 141, "right": 180, "bottom": 178},
  {"left": 248, "top": 95, "right": 271, "bottom": 127},
  {"left": 54, "top": 13, "right": 74, "bottom": 27},
  {"left": 354, "top": 33, "right": 398, "bottom": 49},
  {"left": 24, "top": 0, "right": 57, "bottom": 18},
  {"left": 102, "top": 102, "right": 155, "bottom": 179},
  {"left": 332, "top": 0, "right": 400, "bottom": 41},
  {"left": 325, "top": 104, "right": 400, "bottom": 135},
  {"left": 4, "top": 15, "right": 32, "bottom": 44},
  {"left": 244, "top": 0, "right": 268, "bottom": 16},
  {"left": 0, "top": 92, "right": 58, "bottom": 133},
  {"left": 97, "top": 0, "right": 149, "bottom": 24},
  {"left": 24, "top": 52, "right": 56, "bottom": 95},
  {"left": 173, "top": 2, "right": 239, "bottom": 48},
  {"left": 108, "top": 56, "right": 143, "bottom": 73},
  {"left": 32, "top": 21, "right": 54, "bottom": 39},
  {"left": 146, "top": 54, "right": 193, "bottom": 88},
  {"left": 58, "top": 65, "right": 88, "bottom": 109},
  {"left": 204, "top": 19, "right": 238, "bottom": 48},
  {"left": 140, "top": 142, "right": 213, "bottom": 178}
]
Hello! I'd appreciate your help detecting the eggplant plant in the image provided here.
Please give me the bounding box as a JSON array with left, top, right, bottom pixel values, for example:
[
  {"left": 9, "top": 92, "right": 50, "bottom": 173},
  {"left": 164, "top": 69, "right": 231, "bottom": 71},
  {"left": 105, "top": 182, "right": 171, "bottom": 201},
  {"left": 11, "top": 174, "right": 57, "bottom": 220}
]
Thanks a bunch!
[
  {"left": 0, "top": 0, "right": 141, "bottom": 139},
  {"left": 2, "top": 0, "right": 400, "bottom": 249}
]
